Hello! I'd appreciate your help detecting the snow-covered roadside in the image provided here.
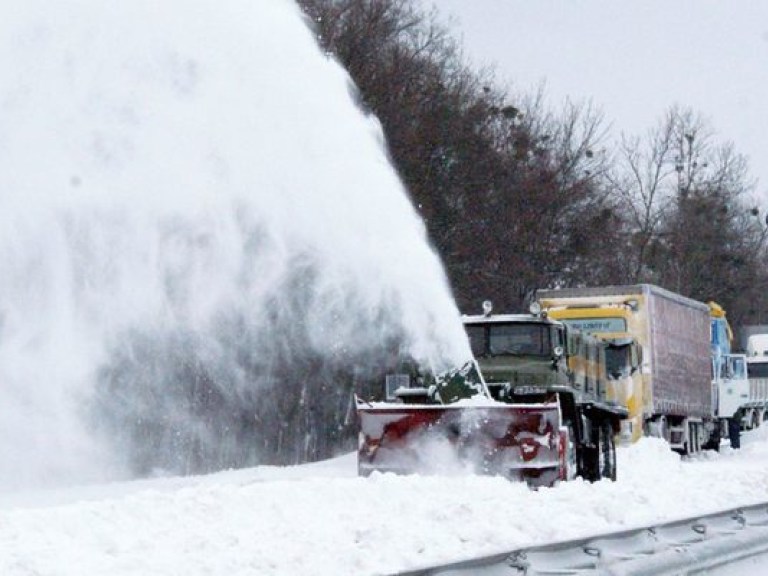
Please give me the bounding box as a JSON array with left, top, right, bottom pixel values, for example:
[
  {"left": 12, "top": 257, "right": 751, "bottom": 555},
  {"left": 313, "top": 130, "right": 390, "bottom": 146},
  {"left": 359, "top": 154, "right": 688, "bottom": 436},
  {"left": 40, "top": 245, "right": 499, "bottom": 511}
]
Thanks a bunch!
[{"left": 2, "top": 430, "right": 768, "bottom": 576}]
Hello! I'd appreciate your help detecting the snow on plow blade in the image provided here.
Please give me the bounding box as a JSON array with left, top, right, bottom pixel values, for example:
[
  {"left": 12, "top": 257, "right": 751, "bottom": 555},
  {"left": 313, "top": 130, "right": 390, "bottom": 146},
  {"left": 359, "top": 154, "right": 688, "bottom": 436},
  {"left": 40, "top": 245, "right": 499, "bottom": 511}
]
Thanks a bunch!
[{"left": 356, "top": 399, "right": 564, "bottom": 487}]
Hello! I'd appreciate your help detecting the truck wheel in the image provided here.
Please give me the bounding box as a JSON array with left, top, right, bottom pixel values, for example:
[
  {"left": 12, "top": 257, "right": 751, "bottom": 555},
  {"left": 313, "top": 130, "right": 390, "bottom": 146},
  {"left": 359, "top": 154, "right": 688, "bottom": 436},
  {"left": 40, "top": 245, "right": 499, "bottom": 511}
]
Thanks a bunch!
[
  {"left": 581, "top": 419, "right": 615, "bottom": 482},
  {"left": 599, "top": 422, "right": 617, "bottom": 481},
  {"left": 702, "top": 423, "right": 721, "bottom": 452},
  {"left": 578, "top": 418, "right": 599, "bottom": 482},
  {"left": 728, "top": 418, "right": 741, "bottom": 449},
  {"left": 685, "top": 421, "right": 701, "bottom": 455}
]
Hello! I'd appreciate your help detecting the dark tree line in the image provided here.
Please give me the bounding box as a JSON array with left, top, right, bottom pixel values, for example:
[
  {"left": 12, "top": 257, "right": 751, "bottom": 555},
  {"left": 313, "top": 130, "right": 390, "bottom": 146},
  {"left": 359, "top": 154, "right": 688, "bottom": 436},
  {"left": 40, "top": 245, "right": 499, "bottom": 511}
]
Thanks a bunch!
[{"left": 299, "top": 0, "right": 768, "bottom": 325}]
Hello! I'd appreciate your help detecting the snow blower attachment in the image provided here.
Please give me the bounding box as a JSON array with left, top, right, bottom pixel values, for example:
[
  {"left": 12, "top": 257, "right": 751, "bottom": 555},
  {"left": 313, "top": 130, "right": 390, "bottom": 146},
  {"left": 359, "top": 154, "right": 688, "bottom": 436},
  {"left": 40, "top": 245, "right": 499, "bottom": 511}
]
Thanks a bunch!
[{"left": 356, "top": 361, "right": 567, "bottom": 487}]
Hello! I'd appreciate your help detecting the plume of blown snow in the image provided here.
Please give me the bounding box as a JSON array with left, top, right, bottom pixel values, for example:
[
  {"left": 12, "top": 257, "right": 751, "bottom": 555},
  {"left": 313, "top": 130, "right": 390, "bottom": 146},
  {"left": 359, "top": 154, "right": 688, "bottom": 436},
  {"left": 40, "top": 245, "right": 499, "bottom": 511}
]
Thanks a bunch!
[{"left": 0, "top": 0, "right": 470, "bottom": 487}]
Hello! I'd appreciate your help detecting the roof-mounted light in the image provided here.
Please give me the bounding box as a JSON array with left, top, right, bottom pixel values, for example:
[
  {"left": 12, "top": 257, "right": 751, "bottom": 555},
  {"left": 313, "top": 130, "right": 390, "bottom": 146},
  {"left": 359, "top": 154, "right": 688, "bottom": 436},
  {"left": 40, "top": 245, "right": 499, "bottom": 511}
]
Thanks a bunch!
[
  {"left": 482, "top": 300, "right": 493, "bottom": 316},
  {"left": 529, "top": 301, "right": 542, "bottom": 316}
]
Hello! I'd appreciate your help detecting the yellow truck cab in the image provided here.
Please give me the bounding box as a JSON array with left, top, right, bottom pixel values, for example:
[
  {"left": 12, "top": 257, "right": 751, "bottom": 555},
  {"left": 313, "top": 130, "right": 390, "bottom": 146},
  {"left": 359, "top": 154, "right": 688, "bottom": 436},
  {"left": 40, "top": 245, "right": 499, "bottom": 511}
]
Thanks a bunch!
[{"left": 534, "top": 301, "right": 643, "bottom": 443}]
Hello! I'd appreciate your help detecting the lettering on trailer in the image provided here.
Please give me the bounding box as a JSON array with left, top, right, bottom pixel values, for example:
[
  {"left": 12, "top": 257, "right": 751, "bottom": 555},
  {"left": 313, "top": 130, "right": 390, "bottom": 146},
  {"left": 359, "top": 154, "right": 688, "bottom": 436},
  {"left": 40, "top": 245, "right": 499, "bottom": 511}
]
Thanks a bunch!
[{"left": 561, "top": 318, "right": 626, "bottom": 333}]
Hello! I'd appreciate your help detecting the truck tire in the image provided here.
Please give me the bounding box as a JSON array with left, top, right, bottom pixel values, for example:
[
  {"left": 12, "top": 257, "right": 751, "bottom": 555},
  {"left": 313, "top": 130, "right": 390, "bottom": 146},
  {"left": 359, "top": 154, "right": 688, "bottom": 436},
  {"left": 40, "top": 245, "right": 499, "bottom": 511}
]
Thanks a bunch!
[
  {"left": 702, "top": 423, "right": 721, "bottom": 452},
  {"left": 685, "top": 420, "right": 701, "bottom": 455},
  {"left": 599, "top": 421, "right": 617, "bottom": 481},
  {"left": 728, "top": 417, "right": 741, "bottom": 449},
  {"left": 581, "top": 419, "right": 616, "bottom": 482},
  {"left": 578, "top": 418, "right": 599, "bottom": 482}
]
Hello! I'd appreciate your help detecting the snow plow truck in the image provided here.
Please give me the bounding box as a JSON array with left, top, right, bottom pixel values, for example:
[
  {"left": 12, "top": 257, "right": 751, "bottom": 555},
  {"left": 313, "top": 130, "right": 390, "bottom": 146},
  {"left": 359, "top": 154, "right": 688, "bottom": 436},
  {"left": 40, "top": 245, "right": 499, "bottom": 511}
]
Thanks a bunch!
[{"left": 356, "top": 302, "right": 628, "bottom": 486}]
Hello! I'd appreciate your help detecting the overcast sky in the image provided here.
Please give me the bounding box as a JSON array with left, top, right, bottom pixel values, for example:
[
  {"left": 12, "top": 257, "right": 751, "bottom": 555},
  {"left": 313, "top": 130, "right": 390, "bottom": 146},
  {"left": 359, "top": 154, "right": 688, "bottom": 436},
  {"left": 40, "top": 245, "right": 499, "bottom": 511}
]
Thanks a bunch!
[{"left": 432, "top": 1, "right": 768, "bottom": 201}]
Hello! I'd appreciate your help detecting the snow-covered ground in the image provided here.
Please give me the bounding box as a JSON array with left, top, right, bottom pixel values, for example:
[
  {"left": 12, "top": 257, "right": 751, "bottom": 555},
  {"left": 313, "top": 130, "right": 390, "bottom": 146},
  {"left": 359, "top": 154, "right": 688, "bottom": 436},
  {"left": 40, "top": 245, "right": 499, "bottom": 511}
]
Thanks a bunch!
[{"left": 3, "top": 429, "right": 768, "bottom": 576}]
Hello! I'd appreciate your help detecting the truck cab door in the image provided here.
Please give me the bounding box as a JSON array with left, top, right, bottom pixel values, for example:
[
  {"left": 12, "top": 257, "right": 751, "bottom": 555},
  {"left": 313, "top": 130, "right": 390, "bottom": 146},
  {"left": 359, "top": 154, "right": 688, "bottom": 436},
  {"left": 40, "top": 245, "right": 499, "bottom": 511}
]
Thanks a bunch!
[{"left": 717, "top": 354, "right": 750, "bottom": 419}]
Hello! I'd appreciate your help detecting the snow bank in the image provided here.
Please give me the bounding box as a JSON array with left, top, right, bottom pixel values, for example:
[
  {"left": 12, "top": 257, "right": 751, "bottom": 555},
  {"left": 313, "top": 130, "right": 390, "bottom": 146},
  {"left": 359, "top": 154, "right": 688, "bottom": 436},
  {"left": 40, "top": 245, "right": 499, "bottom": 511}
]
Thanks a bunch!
[{"left": 2, "top": 434, "right": 768, "bottom": 575}]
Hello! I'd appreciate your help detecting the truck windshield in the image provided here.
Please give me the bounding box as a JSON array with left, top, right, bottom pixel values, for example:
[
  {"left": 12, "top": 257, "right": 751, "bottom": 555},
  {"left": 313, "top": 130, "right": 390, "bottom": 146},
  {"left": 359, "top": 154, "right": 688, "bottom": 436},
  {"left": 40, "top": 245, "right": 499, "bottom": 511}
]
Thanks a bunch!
[
  {"left": 605, "top": 346, "right": 630, "bottom": 379},
  {"left": 465, "top": 323, "right": 551, "bottom": 357},
  {"left": 748, "top": 361, "right": 768, "bottom": 379}
]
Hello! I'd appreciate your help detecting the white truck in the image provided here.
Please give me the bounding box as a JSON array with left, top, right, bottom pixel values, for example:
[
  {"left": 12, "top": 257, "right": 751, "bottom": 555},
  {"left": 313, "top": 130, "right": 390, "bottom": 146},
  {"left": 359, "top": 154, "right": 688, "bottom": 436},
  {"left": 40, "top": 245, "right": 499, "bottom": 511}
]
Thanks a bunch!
[
  {"left": 742, "top": 333, "right": 768, "bottom": 431},
  {"left": 747, "top": 334, "right": 768, "bottom": 357}
]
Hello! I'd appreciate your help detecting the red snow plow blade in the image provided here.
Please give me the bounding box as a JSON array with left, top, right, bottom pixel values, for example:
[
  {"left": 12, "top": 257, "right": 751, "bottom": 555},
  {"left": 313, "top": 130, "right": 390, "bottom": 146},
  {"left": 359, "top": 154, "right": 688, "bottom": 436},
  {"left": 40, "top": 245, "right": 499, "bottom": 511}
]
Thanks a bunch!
[{"left": 356, "top": 398, "right": 565, "bottom": 487}]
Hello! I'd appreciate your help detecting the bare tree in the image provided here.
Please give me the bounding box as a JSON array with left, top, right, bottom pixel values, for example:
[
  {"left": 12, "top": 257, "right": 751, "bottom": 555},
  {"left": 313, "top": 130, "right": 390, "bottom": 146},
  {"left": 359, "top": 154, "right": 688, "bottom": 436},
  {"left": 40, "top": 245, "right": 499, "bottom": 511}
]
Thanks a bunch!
[
  {"left": 607, "top": 107, "right": 691, "bottom": 281},
  {"left": 478, "top": 96, "right": 617, "bottom": 306},
  {"left": 609, "top": 106, "right": 768, "bottom": 322}
]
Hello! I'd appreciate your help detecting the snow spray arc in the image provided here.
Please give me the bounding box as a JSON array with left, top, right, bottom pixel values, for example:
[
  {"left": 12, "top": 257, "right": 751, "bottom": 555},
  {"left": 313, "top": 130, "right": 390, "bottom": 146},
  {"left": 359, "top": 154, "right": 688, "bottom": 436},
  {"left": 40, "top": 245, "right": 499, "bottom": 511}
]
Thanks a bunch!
[{"left": 0, "top": 0, "right": 470, "bottom": 488}]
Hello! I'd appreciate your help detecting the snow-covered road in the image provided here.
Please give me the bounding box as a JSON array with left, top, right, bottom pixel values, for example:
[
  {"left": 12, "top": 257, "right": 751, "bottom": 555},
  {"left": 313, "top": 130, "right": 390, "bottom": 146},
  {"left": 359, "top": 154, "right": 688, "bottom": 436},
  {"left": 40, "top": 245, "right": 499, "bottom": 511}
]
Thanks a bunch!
[{"left": 2, "top": 429, "right": 768, "bottom": 576}]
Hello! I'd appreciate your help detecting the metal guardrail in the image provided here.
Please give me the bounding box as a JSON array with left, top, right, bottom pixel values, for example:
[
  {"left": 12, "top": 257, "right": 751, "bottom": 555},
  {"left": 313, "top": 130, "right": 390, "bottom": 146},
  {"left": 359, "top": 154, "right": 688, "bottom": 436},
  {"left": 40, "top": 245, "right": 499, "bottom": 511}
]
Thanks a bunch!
[{"left": 395, "top": 502, "right": 768, "bottom": 575}]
